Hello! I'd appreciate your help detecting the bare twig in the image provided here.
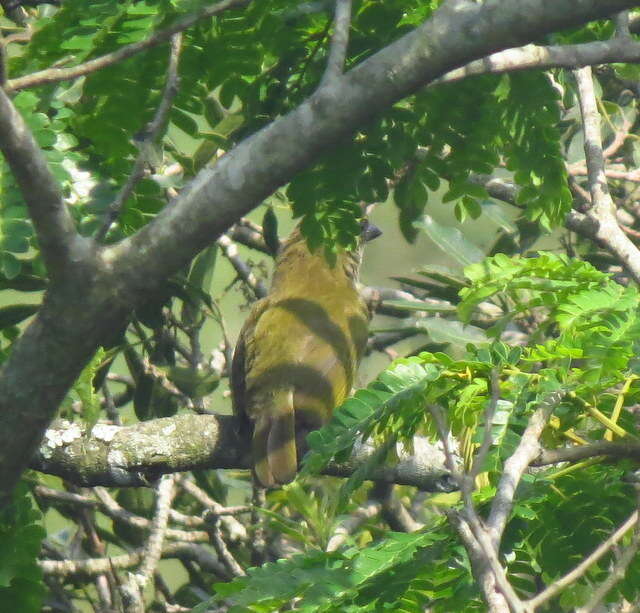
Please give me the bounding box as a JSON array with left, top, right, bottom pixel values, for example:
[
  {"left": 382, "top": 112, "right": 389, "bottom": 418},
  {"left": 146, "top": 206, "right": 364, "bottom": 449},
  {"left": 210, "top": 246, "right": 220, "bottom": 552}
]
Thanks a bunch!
[
  {"left": 217, "top": 233, "right": 268, "bottom": 298},
  {"left": 97, "top": 33, "right": 183, "bottom": 241},
  {"left": 178, "top": 476, "right": 248, "bottom": 544},
  {"left": 320, "top": 0, "right": 352, "bottom": 88},
  {"left": 526, "top": 510, "right": 639, "bottom": 610},
  {"left": 487, "top": 389, "right": 564, "bottom": 548},
  {"left": 447, "top": 511, "right": 512, "bottom": 613},
  {"left": 534, "top": 440, "right": 640, "bottom": 466},
  {"left": 573, "top": 66, "right": 640, "bottom": 284},
  {"left": 39, "top": 541, "right": 227, "bottom": 577},
  {"left": 207, "top": 516, "right": 245, "bottom": 577},
  {"left": 230, "top": 221, "right": 270, "bottom": 254},
  {"left": 135, "top": 475, "right": 176, "bottom": 585},
  {"left": 0, "top": 88, "right": 80, "bottom": 279},
  {"left": 5, "top": 0, "right": 250, "bottom": 92}
]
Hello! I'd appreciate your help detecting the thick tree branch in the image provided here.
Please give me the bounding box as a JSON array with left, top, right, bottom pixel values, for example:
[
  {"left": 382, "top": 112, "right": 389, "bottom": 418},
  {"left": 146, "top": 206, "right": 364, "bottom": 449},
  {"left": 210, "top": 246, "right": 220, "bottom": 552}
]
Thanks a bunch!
[
  {"left": 30, "top": 415, "right": 455, "bottom": 491},
  {"left": 0, "top": 87, "right": 81, "bottom": 278},
  {"left": 4, "top": 0, "right": 249, "bottom": 92}
]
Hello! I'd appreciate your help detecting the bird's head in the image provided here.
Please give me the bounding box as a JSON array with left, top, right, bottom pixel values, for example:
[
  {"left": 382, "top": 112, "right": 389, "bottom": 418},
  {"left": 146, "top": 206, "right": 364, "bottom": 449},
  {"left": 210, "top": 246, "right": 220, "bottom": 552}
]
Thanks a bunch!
[{"left": 272, "top": 218, "right": 381, "bottom": 288}]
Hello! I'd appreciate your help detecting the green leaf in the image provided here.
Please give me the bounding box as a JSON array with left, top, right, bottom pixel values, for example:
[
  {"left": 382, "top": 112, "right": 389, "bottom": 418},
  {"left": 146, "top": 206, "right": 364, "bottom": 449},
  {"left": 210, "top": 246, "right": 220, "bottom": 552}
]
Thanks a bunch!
[{"left": 414, "top": 215, "right": 484, "bottom": 267}]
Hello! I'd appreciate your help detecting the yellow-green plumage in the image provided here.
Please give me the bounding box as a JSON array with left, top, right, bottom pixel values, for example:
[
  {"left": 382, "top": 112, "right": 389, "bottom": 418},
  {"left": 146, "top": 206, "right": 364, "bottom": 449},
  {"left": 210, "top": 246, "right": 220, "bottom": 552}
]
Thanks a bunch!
[{"left": 232, "top": 225, "right": 376, "bottom": 487}]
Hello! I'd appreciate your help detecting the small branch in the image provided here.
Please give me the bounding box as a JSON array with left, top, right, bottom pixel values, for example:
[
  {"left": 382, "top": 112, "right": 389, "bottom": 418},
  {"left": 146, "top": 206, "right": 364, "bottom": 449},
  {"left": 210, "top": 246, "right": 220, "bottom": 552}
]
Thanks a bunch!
[
  {"left": 468, "top": 368, "right": 501, "bottom": 484},
  {"left": 206, "top": 516, "right": 245, "bottom": 577},
  {"left": 615, "top": 11, "right": 631, "bottom": 37},
  {"left": 534, "top": 440, "right": 640, "bottom": 466},
  {"left": 216, "top": 234, "right": 268, "bottom": 298},
  {"left": 573, "top": 66, "right": 640, "bottom": 284},
  {"left": 39, "top": 541, "right": 226, "bottom": 578},
  {"left": 526, "top": 510, "right": 639, "bottom": 610},
  {"left": 435, "top": 38, "right": 640, "bottom": 87},
  {"left": 178, "top": 476, "right": 248, "bottom": 544},
  {"left": 447, "top": 511, "right": 512, "bottom": 613},
  {"left": 121, "top": 475, "right": 176, "bottom": 613},
  {"left": 577, "top": 529, "right": 640, "bottom": 613},
  {"left": 229, "top": 221, "right": 270, "bottom": 254},
  {"left": 0, "top": 87, "right": 81, "bottom": 279},
  {"left": 326, "top": 499, "right": 382, "bottom": 551},
  {"left": 5, "top": 0, "right": 250, "bottom": 92},
  {"left": 135, "top": 475, "right": 176, "bottom": 587},
  {"left": 319, "top": 0, "right": 352, "bottom": 88},
  {"left": 487, "top": 389, "right": 564, "bottom": 548},
  {"left": 97, "top": 33, "right": 183, "bottom": 241}
]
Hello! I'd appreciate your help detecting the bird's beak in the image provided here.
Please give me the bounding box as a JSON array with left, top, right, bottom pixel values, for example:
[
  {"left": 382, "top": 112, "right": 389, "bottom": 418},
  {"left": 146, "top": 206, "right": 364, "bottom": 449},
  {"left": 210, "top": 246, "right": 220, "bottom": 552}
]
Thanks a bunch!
[{"left": 362, "top": 221, "right": 382, "bottom": 242}]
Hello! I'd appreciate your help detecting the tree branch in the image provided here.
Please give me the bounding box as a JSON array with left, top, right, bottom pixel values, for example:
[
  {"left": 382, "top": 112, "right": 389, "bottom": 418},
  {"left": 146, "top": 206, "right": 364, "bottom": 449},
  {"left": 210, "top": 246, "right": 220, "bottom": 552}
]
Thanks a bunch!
[
  {"left": 30, "top": 415, "right": 455, "bottom": 491},
  {"left": 320, "top": 0, "right": 352, "bottom": 88},
  {"left": 533, "top": 440, "right": 640, "bottom": 465},
  {"left": 436, "top": 37, "right": 640, "bottom": 86},
  {"left": 0, "top": 87, "right": 81, "bottom": 279},
  {"left": 573, "top": 66, "right": 640, "bottom": 284},
  {"left": 487, "top": 389, "right": 564, "bottom": 548}
]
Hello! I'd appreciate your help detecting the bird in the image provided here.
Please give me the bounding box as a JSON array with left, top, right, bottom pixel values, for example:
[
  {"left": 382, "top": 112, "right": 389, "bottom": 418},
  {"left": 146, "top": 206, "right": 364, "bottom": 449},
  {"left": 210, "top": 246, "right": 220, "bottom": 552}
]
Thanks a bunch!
[{"left": 231, "top": 219, "right": 381, "bottom": 487}]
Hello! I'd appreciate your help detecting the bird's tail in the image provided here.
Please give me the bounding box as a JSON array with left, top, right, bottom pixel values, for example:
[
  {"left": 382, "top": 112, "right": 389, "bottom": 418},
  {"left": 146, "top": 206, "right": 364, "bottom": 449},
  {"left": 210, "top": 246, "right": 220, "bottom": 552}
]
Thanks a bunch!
[{"left": 252, "top": 392, "right": 297, "bottom": 487}]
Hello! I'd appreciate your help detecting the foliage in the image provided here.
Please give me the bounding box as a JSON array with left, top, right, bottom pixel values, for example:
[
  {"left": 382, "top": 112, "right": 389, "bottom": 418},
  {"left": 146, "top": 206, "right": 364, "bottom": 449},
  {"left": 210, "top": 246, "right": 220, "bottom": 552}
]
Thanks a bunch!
[
  {"left": 1, "top": 0, "right": 640, "bottom": 611},
  {"left": 0, "top": 483, "right": 45, "bottom": 613}
]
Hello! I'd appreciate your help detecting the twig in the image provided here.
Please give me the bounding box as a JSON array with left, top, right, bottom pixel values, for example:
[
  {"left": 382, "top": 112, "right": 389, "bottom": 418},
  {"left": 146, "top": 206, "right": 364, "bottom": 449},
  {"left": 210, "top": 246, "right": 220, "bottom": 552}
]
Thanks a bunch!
[
  {"left": 230, "top": 221, "right": 270, "bottom": 254},
  {"left": 573, "top": 66, "right": 640, "bottom": 284},
  {"left": 0, "top": 87, "right": 79, "bottom": 279},
  {"left": 526, "top": 510, "right": 639, "bottom": 610},
  {"left": 577, "top": 530, "right": 640, "bottom": 613},
  {"left": 97, "top": 33, "right": 183, "bottom": 241},
  {"left": 122, "top": 475, "right": 177, "bottom": 612},
  {"left": 93, "top": 486, "right": 210, "bottom": 541},
  {"left": 468, "top": 368, "right": 501, "bottom": 484},
  {"left": 206, "top": 516, "right": 245, "bottom": 577},
  {"left": 39, "top": 541, "right": 227, "bottom": 577},
  {"left": 320, "top": 0, "right": 352, "bottom": 88},
  {"left": 533, "top": 440, "right": 640, "bottom": 466},
  {"left": 326, "top": 499, "right": 382, "bottom": 551},
  {"left": 178, "top": 476, "right": 248, "bottom": 543},
  {"left": 217, "top": 233, "right": 268, "bottom": 298},
  {"left": 5, "top": 0, "right": 250, "bottom": 92},
  {"left": 487, "top": 389, "right": 564, "bottom": 548}
]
